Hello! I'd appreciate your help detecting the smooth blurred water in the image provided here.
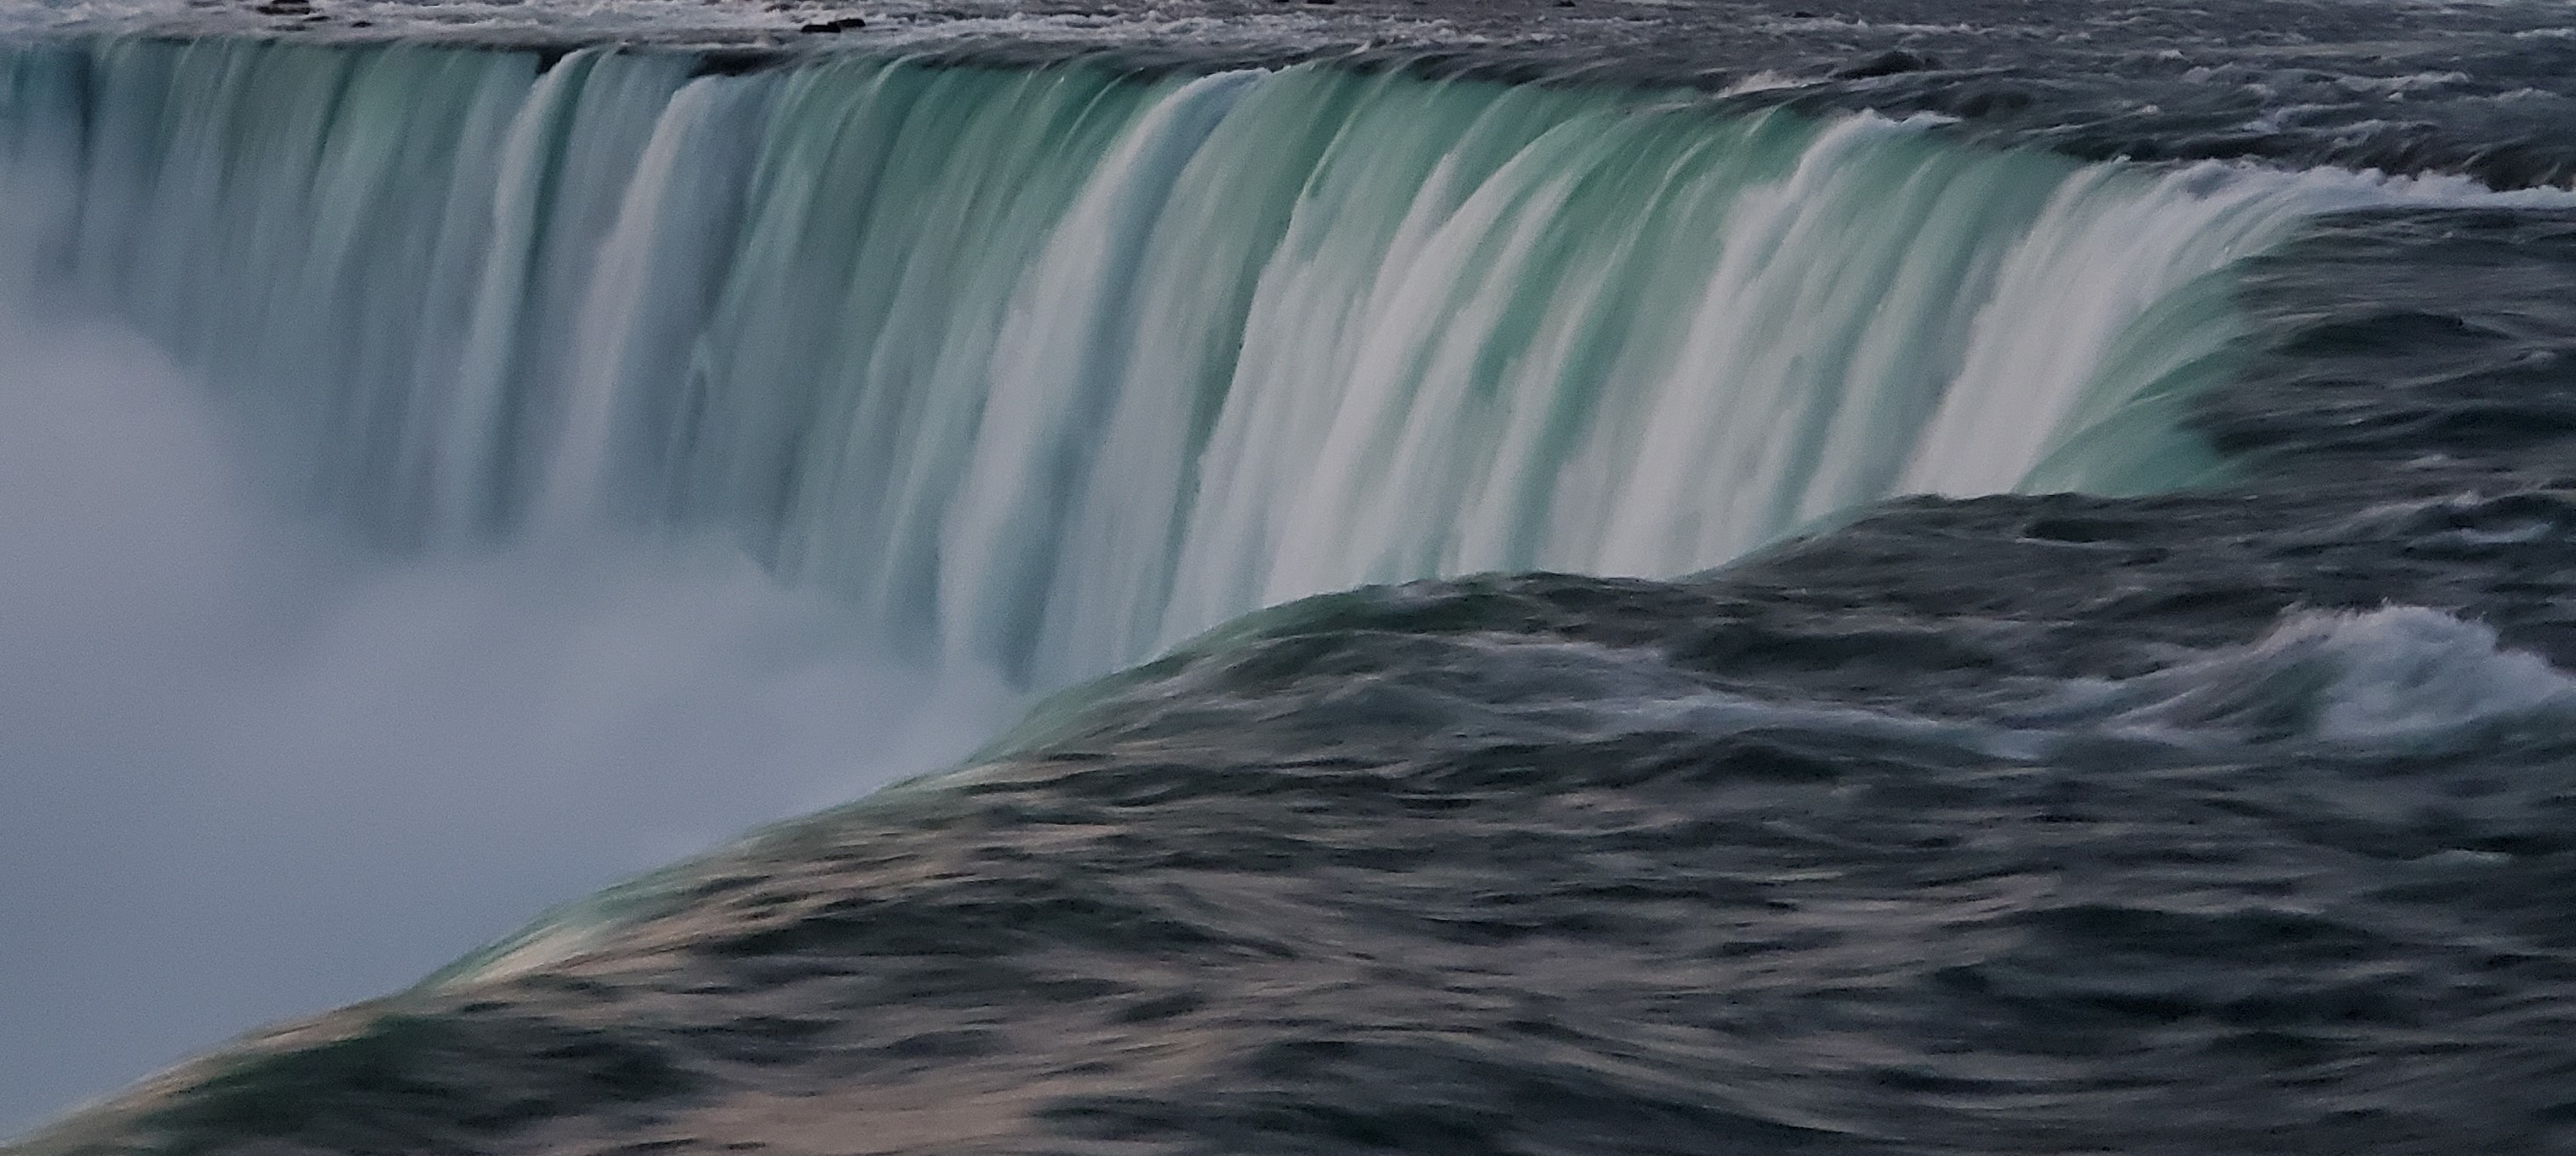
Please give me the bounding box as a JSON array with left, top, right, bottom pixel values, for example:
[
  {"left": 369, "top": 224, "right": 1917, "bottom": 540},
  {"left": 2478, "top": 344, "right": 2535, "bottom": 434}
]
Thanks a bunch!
[{"left": 6, "top": 39, "right": 2533, "bottom": 693}]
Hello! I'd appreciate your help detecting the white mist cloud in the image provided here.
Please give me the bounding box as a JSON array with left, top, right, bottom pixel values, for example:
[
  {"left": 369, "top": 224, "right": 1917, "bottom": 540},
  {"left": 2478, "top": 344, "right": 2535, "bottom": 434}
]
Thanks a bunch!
[{"left": 0, "top": 307, "right": 1020, "bottom": 1136}]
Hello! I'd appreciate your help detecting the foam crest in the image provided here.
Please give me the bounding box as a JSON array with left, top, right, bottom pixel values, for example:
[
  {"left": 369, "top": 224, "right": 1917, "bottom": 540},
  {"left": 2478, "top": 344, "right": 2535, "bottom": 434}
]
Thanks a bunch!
[{"left": 2059, "top": 606, "right": 2576, "bottom": 750}]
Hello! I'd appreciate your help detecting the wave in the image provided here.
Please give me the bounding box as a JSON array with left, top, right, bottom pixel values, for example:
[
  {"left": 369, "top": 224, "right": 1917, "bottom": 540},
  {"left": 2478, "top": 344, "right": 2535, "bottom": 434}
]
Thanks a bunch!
[{"left": 2044, "top": 604, "right": 2576, "bottom": 751}]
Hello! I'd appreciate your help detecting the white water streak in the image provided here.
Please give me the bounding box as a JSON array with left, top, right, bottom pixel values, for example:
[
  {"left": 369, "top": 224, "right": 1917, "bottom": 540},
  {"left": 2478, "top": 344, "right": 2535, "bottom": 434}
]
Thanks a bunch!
[{"left": 3, "top": 40, "right": 2559, "bottom": 687}]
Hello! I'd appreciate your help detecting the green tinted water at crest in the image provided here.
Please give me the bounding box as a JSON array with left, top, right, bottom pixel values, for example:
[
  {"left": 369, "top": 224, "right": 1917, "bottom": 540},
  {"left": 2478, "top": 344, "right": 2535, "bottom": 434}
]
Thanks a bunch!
[{"left": 0, "top": 38, "right": 2491, "bottom": 685}]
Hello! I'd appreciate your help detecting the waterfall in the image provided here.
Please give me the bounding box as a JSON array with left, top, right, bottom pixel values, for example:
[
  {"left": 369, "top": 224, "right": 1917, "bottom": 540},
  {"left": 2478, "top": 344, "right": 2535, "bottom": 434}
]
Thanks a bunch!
[{"left": 0, "top": 38, "right": 2518, "bottom": 686}]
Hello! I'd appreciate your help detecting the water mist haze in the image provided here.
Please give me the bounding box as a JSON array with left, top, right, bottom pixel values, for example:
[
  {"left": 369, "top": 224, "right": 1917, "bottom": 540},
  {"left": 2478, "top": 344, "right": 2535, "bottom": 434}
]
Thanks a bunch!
[{"left": 0, "top": 302, "right": 1019, "bottom": 1133}]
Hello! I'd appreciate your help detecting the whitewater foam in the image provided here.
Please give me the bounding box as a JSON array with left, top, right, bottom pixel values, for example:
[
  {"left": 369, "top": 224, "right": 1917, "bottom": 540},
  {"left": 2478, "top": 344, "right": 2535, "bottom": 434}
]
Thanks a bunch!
[{"left": 2047, "top": 606, "right": 2576, "bottom": 751}]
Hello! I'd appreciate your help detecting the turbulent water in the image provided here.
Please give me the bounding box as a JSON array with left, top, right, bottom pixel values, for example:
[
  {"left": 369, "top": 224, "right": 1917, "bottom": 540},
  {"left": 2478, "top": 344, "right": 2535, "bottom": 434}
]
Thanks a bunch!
[{"left": 10, "top": 1, "right": 2576, "bottom": 1152}]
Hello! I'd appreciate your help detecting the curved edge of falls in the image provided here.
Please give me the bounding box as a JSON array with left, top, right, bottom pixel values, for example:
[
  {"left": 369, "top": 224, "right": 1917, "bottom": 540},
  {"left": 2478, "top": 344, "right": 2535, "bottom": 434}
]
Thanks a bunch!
[{"left": 1, "top": 37, "right": 2566, "bottom": 687}]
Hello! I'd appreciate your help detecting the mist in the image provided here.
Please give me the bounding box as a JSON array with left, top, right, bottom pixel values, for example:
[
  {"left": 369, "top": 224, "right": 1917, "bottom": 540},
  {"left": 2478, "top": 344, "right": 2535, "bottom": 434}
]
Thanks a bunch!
[{"left": 0, "top": 305, "right": 1021, "bottom": 1134}]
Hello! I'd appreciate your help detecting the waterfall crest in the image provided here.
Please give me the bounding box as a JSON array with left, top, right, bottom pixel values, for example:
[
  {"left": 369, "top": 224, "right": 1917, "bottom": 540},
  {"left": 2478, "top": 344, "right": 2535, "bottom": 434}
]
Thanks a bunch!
[{"left": 0, "top": 39, "right": 2516, "bottom": 684}]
